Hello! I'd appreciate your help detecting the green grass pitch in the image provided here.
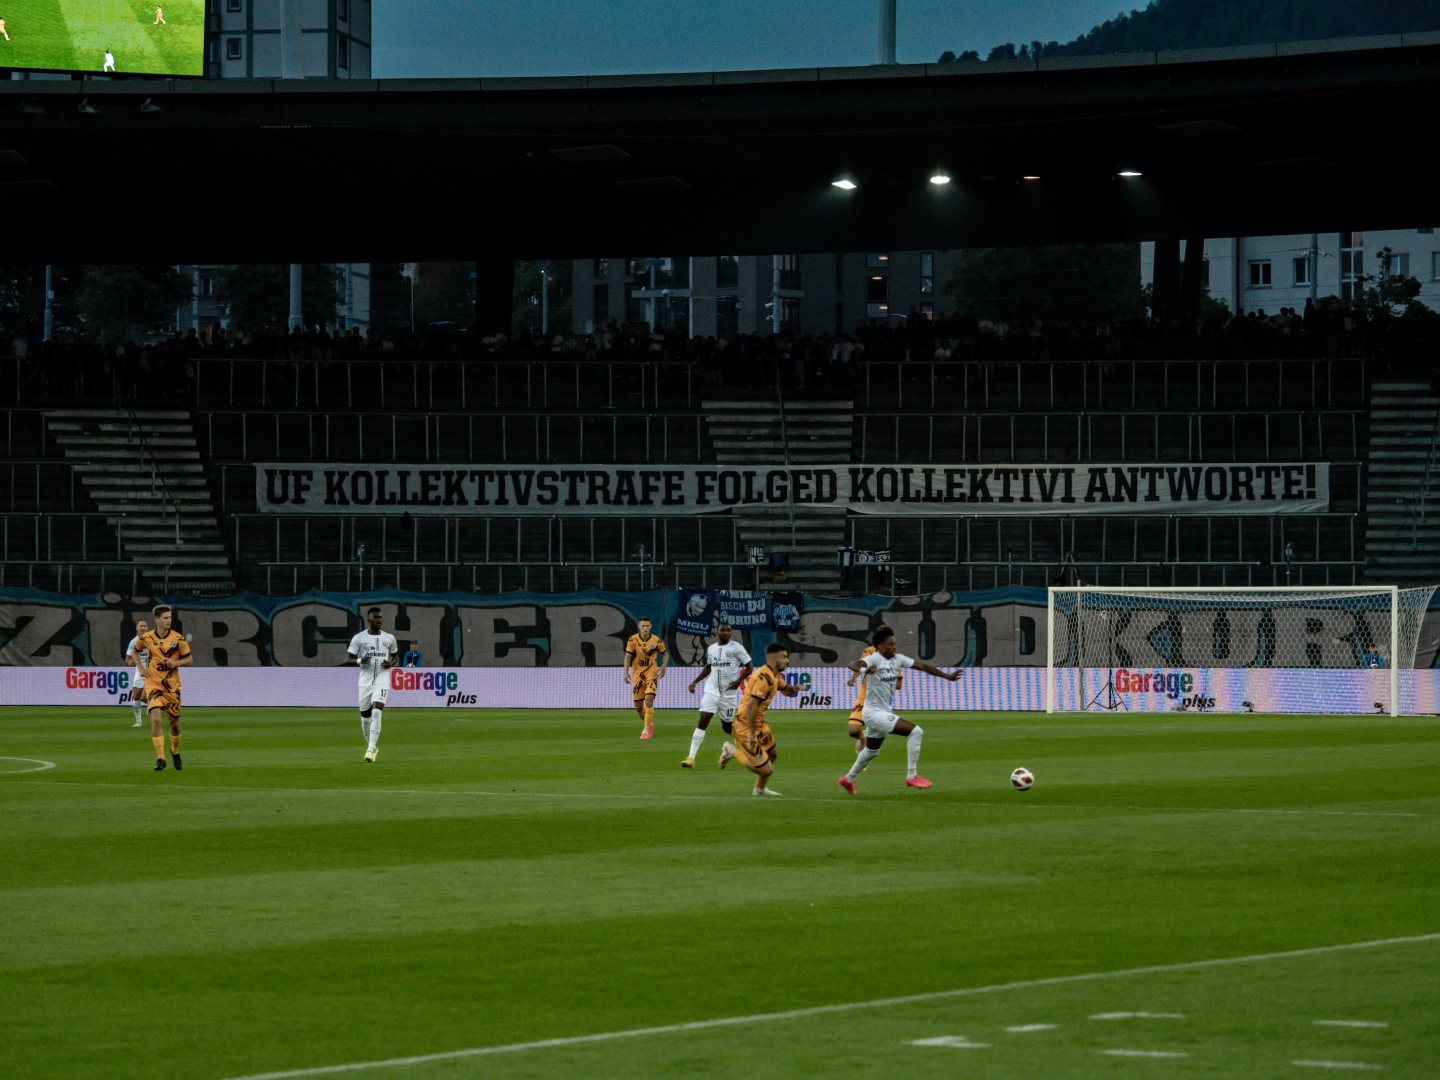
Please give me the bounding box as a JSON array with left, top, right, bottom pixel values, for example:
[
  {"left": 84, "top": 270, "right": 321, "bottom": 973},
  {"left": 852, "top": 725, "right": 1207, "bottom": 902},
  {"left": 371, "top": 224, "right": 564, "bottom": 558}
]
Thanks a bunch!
[
  {"left": 0, "top": 0, "right": 204, "bottom": 76},
  {"left": 1, "top": 704, "right": 1438, "bottom": 1079}
]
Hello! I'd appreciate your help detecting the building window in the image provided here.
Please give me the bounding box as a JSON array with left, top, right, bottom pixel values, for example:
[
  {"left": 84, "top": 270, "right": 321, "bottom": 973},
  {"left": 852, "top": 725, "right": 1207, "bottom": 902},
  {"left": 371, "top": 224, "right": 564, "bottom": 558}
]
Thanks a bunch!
[
  {"left": 592, "top": 258, "right": 610, "bottom": 277},
  {"left": 336, "top": 34, "right": 348, "bottom": 69},
  {"left": 774, "top": 254, "right": 800, "bottom": 291},
  {"left": 226, "top": 0, "right": 241, "bottom": 10},
  {"left": 1340, "top": 233, "right": 1364, "bottom": 301},
  {"left": 866, "top": 253, "right": 890, "bottom": 269},
  {"left": 1432, "top": 252, "right": 1440, "bottom": 281},
  {"left": 337, "top": 0, "right": 348, "bottom": 20},
  {"left": 920, "top": 302, "right": 934, "bottom": 319},
  {"left": 716, "top": 296, "right": 739, "bottom": 337},
  {"left": 592, "top": 283, "right": 609, "bottom": 326},
  {"left": 866, "top": 302, "right": 890, "bottom": 319},
  {"left": 866, "top": 275, "right": 888, "bottom": 303},
  {"left": 1247, "top": 260, "right": 1272, "bottom": 288},
  {"left": 717, "top": 256, "right": 739, "bottom": 289},
  {"left": 208, "top": 39, "right": 218, "bottom": 61},
  {"left": 225, "top": 37, "right": 242, "bottom": 59},
  {"left": 920, "top": 251, "right": 934, "bottom": 294},
  {"left": 1292, "top": 257, "right": 1311, "bottom": 287},
  {"left": 198, "top": 273, "right": 213, "bottom": 297},
  {"left": 1381, "top": 252, "right": 1409, "bottom": 278}
]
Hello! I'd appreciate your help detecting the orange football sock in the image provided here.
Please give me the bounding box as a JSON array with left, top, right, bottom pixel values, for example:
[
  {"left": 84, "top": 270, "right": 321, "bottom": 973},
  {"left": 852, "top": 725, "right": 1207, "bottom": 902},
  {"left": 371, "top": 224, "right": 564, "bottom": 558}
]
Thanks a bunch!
[
  {"left": 151, "top": 735, "right": 166, "bottom": 759},
  {"left": 644, "top": 705, "right": 654, "bottom": 731},
  {"left": 170, "top": 733, "right": 182, "bottom": 753}
]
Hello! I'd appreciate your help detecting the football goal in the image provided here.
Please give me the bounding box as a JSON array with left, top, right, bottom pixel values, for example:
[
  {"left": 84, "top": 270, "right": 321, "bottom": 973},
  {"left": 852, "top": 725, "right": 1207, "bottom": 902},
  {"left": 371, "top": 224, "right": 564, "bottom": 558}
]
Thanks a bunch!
[{"left": 1046, "top": 586, "right": 1437, "bottom": 715}]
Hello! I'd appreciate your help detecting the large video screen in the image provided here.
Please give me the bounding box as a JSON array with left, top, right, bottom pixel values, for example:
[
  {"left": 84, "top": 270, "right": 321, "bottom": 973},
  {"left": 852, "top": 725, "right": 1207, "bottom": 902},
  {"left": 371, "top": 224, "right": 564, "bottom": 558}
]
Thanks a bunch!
[{"left": 0, "top": 0, "right": 204, "bottom": 77}]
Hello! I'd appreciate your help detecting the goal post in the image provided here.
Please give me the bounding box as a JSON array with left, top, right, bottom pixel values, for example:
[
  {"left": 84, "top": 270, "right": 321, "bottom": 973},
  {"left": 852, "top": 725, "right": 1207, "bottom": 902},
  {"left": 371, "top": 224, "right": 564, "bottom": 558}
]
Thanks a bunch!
[{"left": 1045, "top": 585, "right": 1437, "bottom": 716}]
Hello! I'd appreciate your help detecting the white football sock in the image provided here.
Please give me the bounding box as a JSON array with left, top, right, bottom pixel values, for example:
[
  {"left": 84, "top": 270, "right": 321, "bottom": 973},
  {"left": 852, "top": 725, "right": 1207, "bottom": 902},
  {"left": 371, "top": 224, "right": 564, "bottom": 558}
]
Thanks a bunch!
[
  {"left": 906, "top": 725, "right": 924, "bottom": 779},
  {"left": 360, "top": 714, "right": 371, "bottom": 742},
  {"left": 132, "top": 701, "right": 145, "bottom": 725},
  {"left": 688, "top": 727, "right": 707, "bottom": 759},
  {"left": 848, "top": 746, "right": 881, "bottom": 781},
  {"left": 367, "top": 711, "right": 382, "bottom": 752}
]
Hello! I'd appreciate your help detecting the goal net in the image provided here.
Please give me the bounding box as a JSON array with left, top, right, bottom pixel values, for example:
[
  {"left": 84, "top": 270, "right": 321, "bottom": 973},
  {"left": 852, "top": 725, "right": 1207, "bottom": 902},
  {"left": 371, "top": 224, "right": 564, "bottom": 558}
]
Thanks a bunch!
[{"left": 1046, "top": 586, "right": 1437, "bottom": 715}]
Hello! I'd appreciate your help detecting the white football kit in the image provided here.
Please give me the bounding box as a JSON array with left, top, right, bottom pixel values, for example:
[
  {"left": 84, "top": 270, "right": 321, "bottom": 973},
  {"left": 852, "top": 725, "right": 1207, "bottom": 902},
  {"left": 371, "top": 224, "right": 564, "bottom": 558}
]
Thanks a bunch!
[
  {"left": 700, "top": 640, "right": 752, "bottom": 720},
  {"left": 859, "top": 650, "right": 915, "bottom": 738},
  {"left": 348, "top": 630, "right": 398, "bottom": 711},
  {"left": 126, "top": 635, "right": 147, "bottom": 694}
]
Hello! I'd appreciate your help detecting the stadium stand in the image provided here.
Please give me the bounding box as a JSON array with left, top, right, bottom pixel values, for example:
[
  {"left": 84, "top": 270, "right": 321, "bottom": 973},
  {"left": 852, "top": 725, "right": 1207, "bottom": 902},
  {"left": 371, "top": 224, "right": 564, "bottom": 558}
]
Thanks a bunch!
[{"left": 2, "top": 343, "right": 1403, "bottom": 597}]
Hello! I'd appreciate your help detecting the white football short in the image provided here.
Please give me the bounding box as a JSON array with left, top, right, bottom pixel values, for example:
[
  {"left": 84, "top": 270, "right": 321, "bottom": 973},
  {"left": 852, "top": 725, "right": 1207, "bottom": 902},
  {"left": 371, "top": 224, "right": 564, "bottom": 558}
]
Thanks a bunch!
[
  {"left": 699, "top": 684, "right": 738, "bottom": 721},
  {"left": 359, "top": 682, "right": 389, "bottom": 712},
  {"left": 860, "top": 708, "right": 900, "bottom": 740}
]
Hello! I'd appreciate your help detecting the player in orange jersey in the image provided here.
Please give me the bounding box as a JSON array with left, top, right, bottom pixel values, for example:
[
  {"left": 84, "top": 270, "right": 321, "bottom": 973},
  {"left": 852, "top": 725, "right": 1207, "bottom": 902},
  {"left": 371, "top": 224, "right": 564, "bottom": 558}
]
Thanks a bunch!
[
  {"left": 135, "top": 604, "right": 192, "bottom": 771},
  {"left": 624, "top": 616, "right": 668, "bottom": 739},
  {"left": 719, "top": 641, "right": 798, "bottom": 796}
]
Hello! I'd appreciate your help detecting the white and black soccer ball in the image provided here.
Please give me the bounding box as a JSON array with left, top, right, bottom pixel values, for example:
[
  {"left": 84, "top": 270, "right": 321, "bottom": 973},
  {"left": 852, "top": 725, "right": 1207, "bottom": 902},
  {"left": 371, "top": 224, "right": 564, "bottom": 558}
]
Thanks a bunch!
[{"left": 1010, "top": 767, "right": 1035, "bottom": 791}]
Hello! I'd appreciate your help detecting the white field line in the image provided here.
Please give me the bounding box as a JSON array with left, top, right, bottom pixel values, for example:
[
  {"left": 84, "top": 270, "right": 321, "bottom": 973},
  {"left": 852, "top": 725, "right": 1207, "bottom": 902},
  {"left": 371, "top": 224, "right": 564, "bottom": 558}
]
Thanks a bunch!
[
  {"left": 1102, "top": 1050, "right": 1189, "bottom": 1058},
  {"left": 1293, "top": 1062, "right": 1384, "bottom": 1070},
  {"left": 1314, "top": 1020, "right": 1389, "bottom": 1029},
  {"left": 910, "top": 1036, "right": 990, "bottom": 1048},
  {"left": 11, "top": 779, "right": 1432, "bottom": 819},
  {"left": 1006, "top": 1023, "right": 1057, "bottom": 1032},
  {"left": 214, "top": 932, "right": 1440, "bottom": 1080},
  {"left": 0, "top": 757, "right": 56, "bottom": 774},
  {"left": 1091, "top": 1012, "right": 1186, "bottom": 1020}
]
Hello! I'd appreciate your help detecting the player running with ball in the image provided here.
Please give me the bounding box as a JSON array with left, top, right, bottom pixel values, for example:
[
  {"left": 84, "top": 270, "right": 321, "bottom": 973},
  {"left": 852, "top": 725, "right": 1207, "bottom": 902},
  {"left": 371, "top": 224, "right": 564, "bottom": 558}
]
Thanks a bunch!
[
  {"left": 682, "top": 621, "right": 752, "bottom": 768},
  {"left": 838, "top": 627, "right": 959, "bottom": 793},
  {"left": 719, "top": 642, "right": 797, "bottom": 796},
  {"left": 347, "top": 607, "right": 397, "bottom": 762}
]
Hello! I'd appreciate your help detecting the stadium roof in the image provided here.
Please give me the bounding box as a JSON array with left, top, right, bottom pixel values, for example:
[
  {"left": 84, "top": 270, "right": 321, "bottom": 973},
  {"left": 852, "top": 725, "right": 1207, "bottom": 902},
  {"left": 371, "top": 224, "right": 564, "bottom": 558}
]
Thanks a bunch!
[{"left": 3, "top": 32, "right": 1440, "bottom": 263}]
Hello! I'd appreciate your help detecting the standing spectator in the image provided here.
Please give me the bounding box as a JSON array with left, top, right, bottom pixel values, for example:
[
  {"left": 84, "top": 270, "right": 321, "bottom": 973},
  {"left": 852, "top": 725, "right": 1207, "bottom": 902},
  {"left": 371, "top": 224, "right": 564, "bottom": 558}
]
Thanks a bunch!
[{"left": 402, "top": 640, "right": 423, "bottom": 668}]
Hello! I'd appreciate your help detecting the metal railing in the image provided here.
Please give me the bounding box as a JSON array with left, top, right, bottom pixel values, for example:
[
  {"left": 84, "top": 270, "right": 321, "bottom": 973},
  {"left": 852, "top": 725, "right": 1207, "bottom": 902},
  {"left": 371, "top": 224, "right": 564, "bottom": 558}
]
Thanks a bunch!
[
  {"left": 195, "top": 358, "right": 701, "bottom": 411},
  {"left": 0, "top": 560, "right": 145, "bottom": 593},
  {"left": 177, "top": 357, "right": 1368, "bottom": 414},
  {"left": 1411, "top": 406, "right": 1440, "bottom": 547},
  {"left": 251, "top": 561, "right": 760, "bottom": 595},
  {"left": 126, "top": 408, "right": 184, "bottom": 549},
  {"left": 857, "top": 358, "right": 1368, "bottom": 412},
  {"left": 839, "top": 559, "right": 1365, "bottom": 593}
]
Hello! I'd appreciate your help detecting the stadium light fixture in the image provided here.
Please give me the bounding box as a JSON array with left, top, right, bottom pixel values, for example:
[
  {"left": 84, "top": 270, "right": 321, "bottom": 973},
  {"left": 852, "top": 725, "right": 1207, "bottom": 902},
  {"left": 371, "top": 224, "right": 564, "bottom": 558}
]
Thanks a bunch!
[
  {"left": 1022, "top": 175, "right": 1041, "bottom": 181},
  {"left": 929, "top": 172, "right": 951, "bottom": 185},
  {"left": 1118, "top": 169, "right": 1143, "bottom": 177},
  {"left": 831, "top": 178, "right": 857, "bottom": 190}
]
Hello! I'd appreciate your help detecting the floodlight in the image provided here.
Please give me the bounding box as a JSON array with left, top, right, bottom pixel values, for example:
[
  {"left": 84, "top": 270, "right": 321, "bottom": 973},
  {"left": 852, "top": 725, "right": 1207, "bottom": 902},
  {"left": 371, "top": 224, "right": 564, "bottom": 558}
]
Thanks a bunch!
[
  {"left": 1118, "top": 170, "right": 1143, "bottom": 177},
  {"left": 1022, "top": 175, "right": 1041, "bottom": 181},
  {"left": 831, "top": 178, "right": 857, "bottom": 190},
  {"left": 929, "top": 172, "right": 951, "bottom": 185}
]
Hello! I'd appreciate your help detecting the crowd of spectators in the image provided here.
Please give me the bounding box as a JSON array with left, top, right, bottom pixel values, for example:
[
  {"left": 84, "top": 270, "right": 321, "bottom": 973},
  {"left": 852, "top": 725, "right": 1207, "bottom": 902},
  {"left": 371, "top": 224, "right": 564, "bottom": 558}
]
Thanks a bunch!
[{"left": 7, "top": 297, "right": 1437, "bottom": 402}]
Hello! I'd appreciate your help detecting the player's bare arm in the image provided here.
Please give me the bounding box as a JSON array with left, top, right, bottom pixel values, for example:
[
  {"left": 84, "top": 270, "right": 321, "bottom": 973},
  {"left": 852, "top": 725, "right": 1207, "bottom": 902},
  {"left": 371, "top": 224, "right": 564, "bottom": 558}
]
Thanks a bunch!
[
  {"left": 162, "top": 653, "right": 193, "bottom": 671},
  {"left": 778, "top": 680, "right": 799, "bottom": 697},
  {"left": 727, "top": 663, "right": 753, "bottom": 692},
  {"left": 623, "top": 650, "right": 634, "bottom": 682},
  {"left": 845, "top": 659, "right": 870, "bottom": 675},
  {"left": 913, "top": 661, "right": 960, "bottom": 681},
  {"left": 741, "top": 693, "right": 761, "bottom": 754},
  {"left": 380, "top": 649, "right": 397, "bottom": 671},
  {"left": 688, "top": 664, "right": 712, "bottom": 693}
]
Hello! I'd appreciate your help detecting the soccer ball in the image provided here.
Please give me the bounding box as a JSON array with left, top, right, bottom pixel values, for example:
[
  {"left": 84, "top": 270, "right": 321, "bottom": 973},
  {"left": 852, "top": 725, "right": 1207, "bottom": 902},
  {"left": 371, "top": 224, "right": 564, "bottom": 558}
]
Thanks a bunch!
[{"left": 1010, "top": 767, "right": 1035, "bottom": 791}]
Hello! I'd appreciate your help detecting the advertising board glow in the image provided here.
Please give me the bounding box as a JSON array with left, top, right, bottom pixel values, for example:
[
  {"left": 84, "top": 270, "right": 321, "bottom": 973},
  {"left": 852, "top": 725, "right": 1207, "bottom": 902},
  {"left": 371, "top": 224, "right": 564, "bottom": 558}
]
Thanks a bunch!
[{"left": 6, "top": 666, "right": 1437, "bottom": 714}]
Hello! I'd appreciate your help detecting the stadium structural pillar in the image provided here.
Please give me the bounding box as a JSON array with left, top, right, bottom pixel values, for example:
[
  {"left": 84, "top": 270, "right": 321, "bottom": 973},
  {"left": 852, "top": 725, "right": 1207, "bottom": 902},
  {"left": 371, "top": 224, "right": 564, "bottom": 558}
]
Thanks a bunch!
[
  {"left": 476, "top": 254, "right": 516, "bottom": 336},
  {"left": 1152, "top": 237, "right": 1181, "bottom": 318},
  {"left": 288, "top": 264, "right": 302, "bottom": 330},
  {"left": 1179, "top": 236, "right": 1206, "bottom": 317},
  {"left": 876, "top": 0, "right": 896, "bottom": 64}
]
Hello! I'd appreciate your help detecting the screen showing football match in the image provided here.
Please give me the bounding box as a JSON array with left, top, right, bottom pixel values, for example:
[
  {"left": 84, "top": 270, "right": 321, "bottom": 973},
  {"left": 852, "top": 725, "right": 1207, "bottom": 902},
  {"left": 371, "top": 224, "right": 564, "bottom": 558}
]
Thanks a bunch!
[{"left": 0, "top": 0, "right": 204, "bottom": 76}]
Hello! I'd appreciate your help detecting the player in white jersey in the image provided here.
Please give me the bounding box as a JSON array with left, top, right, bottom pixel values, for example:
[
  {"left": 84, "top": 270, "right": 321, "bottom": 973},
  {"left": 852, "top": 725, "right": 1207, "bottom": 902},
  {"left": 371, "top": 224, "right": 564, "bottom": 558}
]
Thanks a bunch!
[
  {"left": 346, "top": 607, "right": 398, "bottom": 762},
  {"left": 682, "top": 622, "right": 752, "bottom": 768},
  {"left": 124, "top": 619, "right": 150, "bottom": 727},
  {"left": 838, "top": 626, "right": 959, "bottom": 793}
]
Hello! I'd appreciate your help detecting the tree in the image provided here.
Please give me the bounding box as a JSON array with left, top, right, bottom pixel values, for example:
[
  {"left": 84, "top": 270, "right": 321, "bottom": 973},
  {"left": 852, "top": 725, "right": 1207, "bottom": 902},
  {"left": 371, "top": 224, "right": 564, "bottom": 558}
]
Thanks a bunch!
[
  {"left": 942, "top": 0, "right": 1440, "bottom": 64},
  {"left": 75, "top": 266, "right": 192, "bottom": 344},
  {"left": 213, "top": 264, "right": 342, "bottom": 334},
  {"left": 1355, "top": 247, "right": 1429, "bottom": 320},
  {"left": 943, "top": 244, "right": 1148, "bottom": 323},
  {"left": 512, "top": 260, "right": 572, "bottom": 336}
]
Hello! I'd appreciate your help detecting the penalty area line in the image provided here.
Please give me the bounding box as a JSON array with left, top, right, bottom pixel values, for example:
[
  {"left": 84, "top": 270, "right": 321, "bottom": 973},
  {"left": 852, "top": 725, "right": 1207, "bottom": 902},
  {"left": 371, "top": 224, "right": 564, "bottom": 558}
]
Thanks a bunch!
[
  {"left": 214, "top": 932, "right": 1440, "bottom": 1080},
  {"left": 0, "top": 756, "right": 56, "bottom": 775}
]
